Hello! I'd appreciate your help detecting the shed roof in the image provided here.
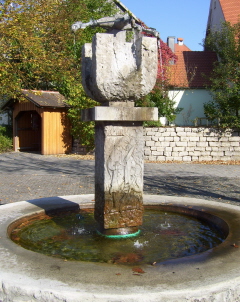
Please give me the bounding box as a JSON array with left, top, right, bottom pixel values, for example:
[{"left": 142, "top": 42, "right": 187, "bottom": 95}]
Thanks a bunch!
[
  {"left": 21, "top": 90, "right": 69, "bottom": 108},
  {"left": 219, "top": 0, "right": 240, "bottom": 24},
  {"left": 2, "top": 90, "right": 69, "bottom": 110}
]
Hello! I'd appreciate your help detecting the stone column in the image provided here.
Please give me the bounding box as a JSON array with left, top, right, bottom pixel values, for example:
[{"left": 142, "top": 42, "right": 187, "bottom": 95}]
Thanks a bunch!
[
  {"left": 82, "top": 103, "right": 157, "bottom": 235},
  {"left": 95, "top": 121, "right": 144, "bottom": 234}
]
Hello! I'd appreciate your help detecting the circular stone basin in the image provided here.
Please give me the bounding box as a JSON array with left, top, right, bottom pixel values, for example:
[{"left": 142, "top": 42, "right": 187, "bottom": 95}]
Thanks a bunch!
[
  {"left": 1, "top": 194, "right": 240, "bottom": 302},
  {"left": 10, "top": 207, "right": 226, "bottom": 265}
]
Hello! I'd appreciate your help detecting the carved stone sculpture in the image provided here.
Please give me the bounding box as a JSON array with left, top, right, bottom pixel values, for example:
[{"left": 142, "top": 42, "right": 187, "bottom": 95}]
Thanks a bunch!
[
  {"left": 82, "top": 30, "right": 158, "bottom": 103},
  {"left": 73, "top": 15, "right": 159, "bottom": 235}
]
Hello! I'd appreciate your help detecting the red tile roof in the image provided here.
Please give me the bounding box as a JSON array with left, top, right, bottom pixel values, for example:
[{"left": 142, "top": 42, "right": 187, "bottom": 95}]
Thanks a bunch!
[
  {"left": 169, "top": 50, "right": 217, "bottom": 88},
  {"left": 219, "top": 0, "right": 240, "bottom": 24},
  {"left": 175, "top": 43, "right": 191, "bottom": 52}
]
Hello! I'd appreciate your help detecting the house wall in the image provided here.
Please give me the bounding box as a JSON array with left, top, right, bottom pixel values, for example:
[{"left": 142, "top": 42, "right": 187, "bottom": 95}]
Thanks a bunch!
[
  {"left": 144, "top": 127, "right": 240, "bottom": 162},
  {"left": 207, "top": 0, "right": 225, "bottom": 32},
  {"left": 168, "top": 89, "right": 214, "bottom": 126}
]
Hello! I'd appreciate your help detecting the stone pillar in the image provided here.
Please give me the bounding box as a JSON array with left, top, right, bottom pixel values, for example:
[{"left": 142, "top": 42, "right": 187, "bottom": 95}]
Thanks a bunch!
[
  {"left": 82, "top": 103, "right": 158, "bottom": 235},
  {"left": 95, "top": 121, "right": 144, "bottom": 234}
]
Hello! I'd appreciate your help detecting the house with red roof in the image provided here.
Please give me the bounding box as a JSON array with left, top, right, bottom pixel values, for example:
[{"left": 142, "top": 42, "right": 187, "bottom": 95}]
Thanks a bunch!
[
  {"left": 167, "top": 0, "right": 239, "bottom": 126},
  {"left": 166, "top": 37, "right": 217, "bottom": 126}
]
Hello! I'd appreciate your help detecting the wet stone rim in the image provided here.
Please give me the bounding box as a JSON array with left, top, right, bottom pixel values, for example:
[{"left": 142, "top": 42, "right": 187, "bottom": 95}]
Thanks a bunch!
[{"left": 1, "top": 194, "right": 240, "bottom": 302}]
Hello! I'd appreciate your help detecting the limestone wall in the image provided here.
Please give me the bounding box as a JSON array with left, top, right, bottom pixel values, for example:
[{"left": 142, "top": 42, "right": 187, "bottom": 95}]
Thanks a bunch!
[{"left": 144, "top": 127, "right": 240, "bottom": 161}]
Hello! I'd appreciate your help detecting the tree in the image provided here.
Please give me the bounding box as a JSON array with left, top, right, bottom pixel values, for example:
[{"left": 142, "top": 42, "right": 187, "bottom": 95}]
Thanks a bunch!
[
  {"left": 136, "top": 37, "right": 180, "bottom": 126},
  {"left": 0, "top": 125, "right": 12, "bottom": 153},
  {"left": 0, "top": 0, "right": 116, "bottom": 149},
  {"left": 204, "top": 21, "right": 240, "bottom": 128}
]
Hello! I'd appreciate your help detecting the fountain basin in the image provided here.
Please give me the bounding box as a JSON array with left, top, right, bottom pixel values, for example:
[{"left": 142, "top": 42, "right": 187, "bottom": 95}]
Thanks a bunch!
[
  {"left": 1, "top": 194, "right": 240, "bottom": 301},
  {"left": 9, "top": 206, "right": 227, "bottom": 264}
]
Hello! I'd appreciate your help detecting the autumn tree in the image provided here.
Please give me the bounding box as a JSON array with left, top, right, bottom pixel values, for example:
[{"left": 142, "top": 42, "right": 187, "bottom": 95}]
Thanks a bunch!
[
  {"left": 0, "top": 0, "right": 116, "bottom": 148},
  {"left": 136, "top": 37, "right": 179, "bottom": 125},
  {"left": 204, "top": 21, "right": 240, "bottom": 128}
]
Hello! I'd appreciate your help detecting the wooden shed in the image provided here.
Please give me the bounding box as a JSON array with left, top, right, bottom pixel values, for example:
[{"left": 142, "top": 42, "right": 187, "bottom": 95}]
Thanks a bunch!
[{"left": 3, "top": 90, "right": 72, "bottom": 155}]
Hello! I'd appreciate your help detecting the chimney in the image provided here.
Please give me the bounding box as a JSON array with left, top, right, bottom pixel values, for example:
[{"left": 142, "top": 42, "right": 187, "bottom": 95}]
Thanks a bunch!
[
  {"left": 177, "top": 38, "right": 184, "bottom": 46},
  {"left": 167, "top": 36, "right": 175, "bottom": 53}
]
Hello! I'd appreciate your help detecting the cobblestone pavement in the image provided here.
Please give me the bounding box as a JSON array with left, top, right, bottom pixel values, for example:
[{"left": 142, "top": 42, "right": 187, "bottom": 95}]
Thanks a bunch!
[{"left": 0, "top": 152, "right": 239, "bottom": 205}]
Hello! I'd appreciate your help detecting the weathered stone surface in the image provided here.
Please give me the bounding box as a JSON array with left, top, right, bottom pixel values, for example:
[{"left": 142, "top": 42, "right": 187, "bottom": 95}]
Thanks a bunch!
[
  {"left": 82, "top": 105, "right": 158, "bottom": 122},
  {"left": 82, "top": 31, "right": 158, "bottom": 103},
  {"left": 94, "top": 122, "right": 144, "bottom": 230},
  {"left": 144, "top": 127, "right": 240, "bottom": 161}
]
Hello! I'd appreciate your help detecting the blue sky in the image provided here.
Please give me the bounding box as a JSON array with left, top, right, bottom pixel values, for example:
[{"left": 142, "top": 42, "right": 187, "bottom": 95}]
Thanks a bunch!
[{"left": 120, "top": 0, "right": 211, "bottom": 51}]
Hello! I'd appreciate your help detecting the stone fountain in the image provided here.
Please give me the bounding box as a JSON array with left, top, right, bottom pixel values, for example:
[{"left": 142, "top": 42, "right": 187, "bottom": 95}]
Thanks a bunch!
[
  {"left": 74, "top": 14, "right": 158, "bottom": 236},
  {"left": 1, "top": 14, "right": 240, "bottom": 302}
]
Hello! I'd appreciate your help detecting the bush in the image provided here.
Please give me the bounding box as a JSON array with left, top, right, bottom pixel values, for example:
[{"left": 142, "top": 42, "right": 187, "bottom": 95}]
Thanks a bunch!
[
  {"left": 136, "top": 82, "right": 182, "bottom": 127},
  {"left": 0, "top": 125, "right": 13, "bottom": 153}
]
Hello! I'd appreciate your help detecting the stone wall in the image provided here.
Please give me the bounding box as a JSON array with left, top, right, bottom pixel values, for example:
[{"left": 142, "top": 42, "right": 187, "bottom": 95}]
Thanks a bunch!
[
  {"left": 72, "top": 139, "right": 87, "bottom": 155},
  {"left": 144, "top": 127, "right": 240, "bottom": 161}
]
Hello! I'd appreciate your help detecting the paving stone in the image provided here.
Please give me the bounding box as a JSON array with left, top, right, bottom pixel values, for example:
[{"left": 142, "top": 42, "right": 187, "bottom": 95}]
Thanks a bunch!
[{"left": 0, "top": 152, "right": 239, "bottom": 207}]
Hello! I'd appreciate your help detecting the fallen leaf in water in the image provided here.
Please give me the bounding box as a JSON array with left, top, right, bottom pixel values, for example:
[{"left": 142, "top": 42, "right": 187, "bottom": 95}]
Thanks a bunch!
[
  {"left": 112, "top": 253, "right": 143, "bottom": 264},
  {"left": 132, "top": 267, "right": 145, "bottom": 274}
]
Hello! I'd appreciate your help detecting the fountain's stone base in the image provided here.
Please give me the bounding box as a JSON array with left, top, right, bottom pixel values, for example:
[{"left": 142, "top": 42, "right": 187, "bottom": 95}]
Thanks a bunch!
[
  {"left": 97, "top": 192, "right": 143, "bottom": 229},
  {"left": 2, "top": 195, "right": 240, "bottom": 301}
]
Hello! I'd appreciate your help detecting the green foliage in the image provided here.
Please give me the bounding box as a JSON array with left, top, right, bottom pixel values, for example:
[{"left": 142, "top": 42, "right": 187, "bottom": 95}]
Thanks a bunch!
[
  {"left": 0, "top": 125, "right": 13, "bottom": 153},
  {"left": 204, "top": 21, "right": 240, "bottom": 128},
  {"left": 136, "top": 81, "right": 182, "bottom": 126},
  {"left": 57, "top": 75, "right": 99, "bottom": 150},
  {"left": 0, "top": 0, "right": 116, "bottom": 148}
]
